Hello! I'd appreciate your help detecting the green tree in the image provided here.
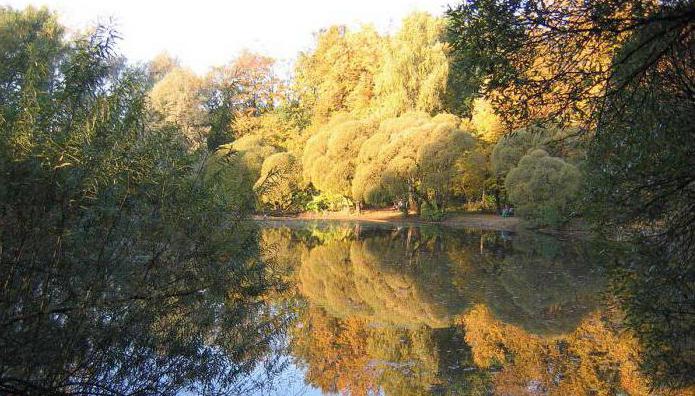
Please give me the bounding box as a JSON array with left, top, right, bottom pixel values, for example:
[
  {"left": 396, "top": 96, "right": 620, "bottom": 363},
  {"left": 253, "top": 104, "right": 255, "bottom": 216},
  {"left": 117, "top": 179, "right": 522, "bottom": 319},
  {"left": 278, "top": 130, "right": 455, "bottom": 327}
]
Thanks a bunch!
[
  {"left": 374, "top": 12, "right": 449, "bottom": 117},
  {"left": 505, "top": 149, "right": 582, "bottom": 226},
  {"left": 149, "top": 67, "right": 207, "bottom": 149},
  {"left": 0, "top": 8, "right": 283, "bottom": 393},
  {"left": 302, "top": 115, "right": 376, "bottom": 205},
  {"left": 352, "top": 113, "right": 475, "bottom": 215}
]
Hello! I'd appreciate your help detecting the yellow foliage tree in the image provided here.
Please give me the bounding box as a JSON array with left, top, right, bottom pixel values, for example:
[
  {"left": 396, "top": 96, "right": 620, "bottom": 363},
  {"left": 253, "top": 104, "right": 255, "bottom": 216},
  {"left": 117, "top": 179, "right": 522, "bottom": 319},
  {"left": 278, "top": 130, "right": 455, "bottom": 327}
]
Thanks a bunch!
[
  {"left": 149, "top": 67, "right": 207, "bottom": 148},
  {"left": 374, "top": 12, "right": 449, "bottom": 117}
]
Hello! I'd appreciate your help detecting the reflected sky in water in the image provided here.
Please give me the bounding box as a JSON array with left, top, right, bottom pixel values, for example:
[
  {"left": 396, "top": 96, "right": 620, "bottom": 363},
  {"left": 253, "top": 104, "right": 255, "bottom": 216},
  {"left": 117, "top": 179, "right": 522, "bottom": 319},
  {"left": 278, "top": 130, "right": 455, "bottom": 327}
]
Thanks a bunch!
[{"left": 2, "top": 221, "right": 692, "bottom": 395}]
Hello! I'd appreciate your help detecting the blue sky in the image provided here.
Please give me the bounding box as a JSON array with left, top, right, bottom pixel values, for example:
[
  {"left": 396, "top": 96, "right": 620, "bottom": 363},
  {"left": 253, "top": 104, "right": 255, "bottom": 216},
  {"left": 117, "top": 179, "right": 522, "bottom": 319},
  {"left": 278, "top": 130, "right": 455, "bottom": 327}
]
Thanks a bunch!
[{"left": 6, "top": 0, "right": 453, "bottom": 74}]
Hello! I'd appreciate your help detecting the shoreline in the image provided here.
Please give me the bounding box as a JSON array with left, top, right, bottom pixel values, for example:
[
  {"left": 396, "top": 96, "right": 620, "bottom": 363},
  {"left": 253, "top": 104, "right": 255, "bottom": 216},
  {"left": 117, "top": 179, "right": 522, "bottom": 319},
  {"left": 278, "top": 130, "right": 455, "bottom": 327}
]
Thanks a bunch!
[{"left": 252, "top": 210, "right": 520, "bottom": 232}]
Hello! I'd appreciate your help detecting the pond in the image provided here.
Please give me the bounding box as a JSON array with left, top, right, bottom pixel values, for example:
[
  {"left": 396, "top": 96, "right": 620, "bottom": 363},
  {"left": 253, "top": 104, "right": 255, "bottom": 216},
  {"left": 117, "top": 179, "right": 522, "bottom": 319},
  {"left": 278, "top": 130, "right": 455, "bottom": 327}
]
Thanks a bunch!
[{"left": 1, "top": 221, "right": 692, "bottom": 395}]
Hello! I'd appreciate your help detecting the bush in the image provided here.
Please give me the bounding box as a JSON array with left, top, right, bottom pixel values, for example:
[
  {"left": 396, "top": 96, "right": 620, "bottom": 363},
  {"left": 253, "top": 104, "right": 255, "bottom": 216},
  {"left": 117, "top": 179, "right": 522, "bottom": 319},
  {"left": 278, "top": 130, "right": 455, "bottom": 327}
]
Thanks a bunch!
[
  {"left": 421, "top": 204, "right": 446, "bottom": 221},
  {"left": 305, "top": 192, "right": 353, "bottom": 213},
  {"left": 505, "top": 149, "right": 582, "bottom": 226}
]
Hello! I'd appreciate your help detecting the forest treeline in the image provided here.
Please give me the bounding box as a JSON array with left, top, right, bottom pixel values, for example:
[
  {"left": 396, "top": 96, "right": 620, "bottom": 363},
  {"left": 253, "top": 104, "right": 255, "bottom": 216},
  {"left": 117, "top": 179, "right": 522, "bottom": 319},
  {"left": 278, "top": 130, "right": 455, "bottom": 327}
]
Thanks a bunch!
[
  {"left": 141, "top": 12, "right": 587, "bottom": 226},
  {"left": 1, "top": 2, "right": 691, "bottom": 249}
]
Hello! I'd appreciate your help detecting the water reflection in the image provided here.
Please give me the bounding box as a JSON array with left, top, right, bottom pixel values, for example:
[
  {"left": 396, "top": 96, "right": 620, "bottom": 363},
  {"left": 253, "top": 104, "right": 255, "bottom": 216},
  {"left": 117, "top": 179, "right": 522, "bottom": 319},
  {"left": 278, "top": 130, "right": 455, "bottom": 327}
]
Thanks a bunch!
[
  {"left": 2, "top": 222, "right": 692, "bottom": 394},
  {"left": 266, "top": 224, "right": 603, "bottom": 334},
  {"left": 0, "top": 226, "right": 290, "bottom": 395},
  {"left": 261, "top": 223, "right": 693, "bottom": 396}
]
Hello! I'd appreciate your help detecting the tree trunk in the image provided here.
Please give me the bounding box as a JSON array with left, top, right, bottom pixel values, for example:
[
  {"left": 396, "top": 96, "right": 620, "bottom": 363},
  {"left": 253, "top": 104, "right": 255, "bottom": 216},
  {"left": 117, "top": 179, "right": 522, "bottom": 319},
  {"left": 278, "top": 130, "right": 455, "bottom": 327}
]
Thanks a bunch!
[{"left": 494, "top": 179, "right": 502, "bottom": 215}]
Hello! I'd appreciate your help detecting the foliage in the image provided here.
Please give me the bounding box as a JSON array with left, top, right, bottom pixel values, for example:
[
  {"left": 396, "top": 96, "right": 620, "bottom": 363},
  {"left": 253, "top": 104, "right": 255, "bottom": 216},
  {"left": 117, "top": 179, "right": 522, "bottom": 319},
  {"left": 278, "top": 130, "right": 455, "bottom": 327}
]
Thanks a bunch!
[
  {"left": 490, "top": 126, "right": 552, "bottom": 177},
  {"left": 304, "top": 191, "right": 352, "bottom": 213},
  {"left": 149, "top": 67, "right": 207, "bottom": 149},
  {"left": 466, "top": 98, "right": 504, "bottom": 144},
  {"left": 452, "top": 147, "right": 488, "bottom": 203},
  {"left": 294, "top": 25, "right": 383, "bottom": 124},
  {"left": 445, "top": 0, "right": 665, "bottom": 127},
  {"left": 203, "top": 50, "right": 280, "bottom": 150},
  {"left": 0, "top": 8, "right": 284, "bottom": 393},
  {"left": 587, "top": 20, "right": 695, "bottom": 264},
  {"left": 254, "top": 152, "right": 308, "bottom": 213},
  {"left": 229, "top": 134, "right": 278, "bottom": 175},
  {"left": 146, "top": 51, "right": 180, "bottom": 84},
  {"left": 420, "top": 204, "right": 446, "bottom": 221},
  {"left": 302, "top": 115, "right": 376, "bottom": 201},
  {"left": 233, "top": 106, "right": 306, "bottom": 152},
  {"left": 206, "top": 134, "right": 278, "bottom": 211},
  {"left": 586, "top": 25, "right": 695, "bottom": 385},
  {"left": 374, "top": 12, "right": 449, "bottom": 117},
  {"left": 446, "top": 0, "right": 695, "bottom": 267},
  {"left": 352, "top": 113, "right": 476, "bottom": 213},
  {"left": 505, "top": 149, "right": 583, "bottom": 226}
]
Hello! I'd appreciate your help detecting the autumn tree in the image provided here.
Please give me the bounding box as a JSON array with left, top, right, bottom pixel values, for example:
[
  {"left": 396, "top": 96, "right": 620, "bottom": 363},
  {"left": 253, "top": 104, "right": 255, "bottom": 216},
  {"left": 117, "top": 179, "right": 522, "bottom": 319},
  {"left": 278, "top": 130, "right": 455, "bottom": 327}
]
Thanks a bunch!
[
  {"left": 467, "top": 98, "right": 504, "bottom": 144},
  {"left": 149, "top": 67, "right": 207, "bottom": 149},
  {"left": 147, "top": 51, "right": 180, "bottom": 84},
  {"left": 302, "top": 115, "right": 376, "bottom": 205},
  {"left": 505, "top": 149, "right": 583, "bottom": 226},
  {"left": 203, "top": 50, "right": 280, "bottom": 150},
  {"left": 374, "top": 12, "right": 449, "bottom": 117},
  {"left": 294, "top": 25, "right": 383, "bottom": 124},
  {"left": 445, "top": 0, "right": 656, "bottom": 127},
  {"left": 352, "top": 113, "right": 476, "bottom": 215}
]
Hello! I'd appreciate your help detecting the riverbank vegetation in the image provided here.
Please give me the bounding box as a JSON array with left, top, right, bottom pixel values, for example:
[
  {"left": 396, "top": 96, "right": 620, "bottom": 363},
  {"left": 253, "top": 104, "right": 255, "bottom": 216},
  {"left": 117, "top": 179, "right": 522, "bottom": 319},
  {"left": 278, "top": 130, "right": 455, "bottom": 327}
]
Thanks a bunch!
[
  {"left": 1, "top": 0, "right": 693, "bottom": 393},
  {"left": 139, "top": 9, "right": 597, "bottom": 227}
]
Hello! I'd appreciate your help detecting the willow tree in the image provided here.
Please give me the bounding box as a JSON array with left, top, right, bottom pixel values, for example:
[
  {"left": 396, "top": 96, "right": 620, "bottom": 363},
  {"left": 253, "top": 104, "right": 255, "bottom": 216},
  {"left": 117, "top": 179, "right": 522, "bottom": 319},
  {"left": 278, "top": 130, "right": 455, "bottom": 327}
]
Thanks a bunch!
[
  {"left": 302, "top": 115, "right": 376, "bottom": 205},
  {"left": 352, "top": 113, "right": 475, "bottom": 214},
  {"left": 505, "top": 149, "right": 582, "bottom": 226},
  {"left": 254, "top": 152, "right": 306, "bottom": 213},
  {"left": 490, "top": 126, "right": 548, "bottom": 178},
  {"left": 205, "top": 134, "right": 278, "bottom": 212},
  {"left": 0, "top": 7, "right": 282, "bottom": 393},
  {"left": 373, "top": 12, "right": 449, "bottom": 117},
  {"left": 229, "top": 134, "right": 277, "bottom": 173},
  {"left": 149, "top": 67, "right": 207, "bottom": 149},
  {"left": 294, "top": 25, "right": 383, "bottom": 124}
]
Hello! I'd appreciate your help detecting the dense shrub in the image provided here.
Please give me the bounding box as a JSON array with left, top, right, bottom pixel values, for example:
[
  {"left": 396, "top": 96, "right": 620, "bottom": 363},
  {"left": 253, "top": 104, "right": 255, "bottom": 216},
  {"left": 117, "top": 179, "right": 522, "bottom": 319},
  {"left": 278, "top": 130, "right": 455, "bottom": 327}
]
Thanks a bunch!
[{"left": 505, "top": 149, "right": 582, "bottom": 226}]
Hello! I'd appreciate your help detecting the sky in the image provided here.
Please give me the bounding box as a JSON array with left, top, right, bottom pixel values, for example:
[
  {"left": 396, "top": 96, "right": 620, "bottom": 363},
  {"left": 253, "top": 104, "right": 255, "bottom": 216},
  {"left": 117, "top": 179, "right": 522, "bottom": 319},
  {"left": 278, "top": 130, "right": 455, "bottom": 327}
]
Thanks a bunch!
[{"left": 5, "top": 0, "right": 453, "bottom": 74}]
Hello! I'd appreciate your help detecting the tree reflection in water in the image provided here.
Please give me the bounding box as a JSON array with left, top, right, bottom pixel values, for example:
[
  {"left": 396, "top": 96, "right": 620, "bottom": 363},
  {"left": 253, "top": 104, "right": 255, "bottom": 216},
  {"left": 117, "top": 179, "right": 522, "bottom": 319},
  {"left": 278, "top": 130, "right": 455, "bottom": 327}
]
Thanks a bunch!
[
  {"left": 261, "top": 223, "right": 694, "bottom": 396},
  {"left": 4, "top": 222, "right": 692, "bottom": 395},
  {"left": 1, "top": 225, "right": 291, "bottom": 395}
]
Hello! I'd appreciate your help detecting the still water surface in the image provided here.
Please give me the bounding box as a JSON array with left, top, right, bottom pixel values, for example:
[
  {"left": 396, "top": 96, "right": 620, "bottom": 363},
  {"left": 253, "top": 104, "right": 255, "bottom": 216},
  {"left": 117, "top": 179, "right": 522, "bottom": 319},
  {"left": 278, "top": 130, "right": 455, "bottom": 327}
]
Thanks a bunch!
[{"left": 2, "top": 221, "right": 692, "bottom": 395}]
